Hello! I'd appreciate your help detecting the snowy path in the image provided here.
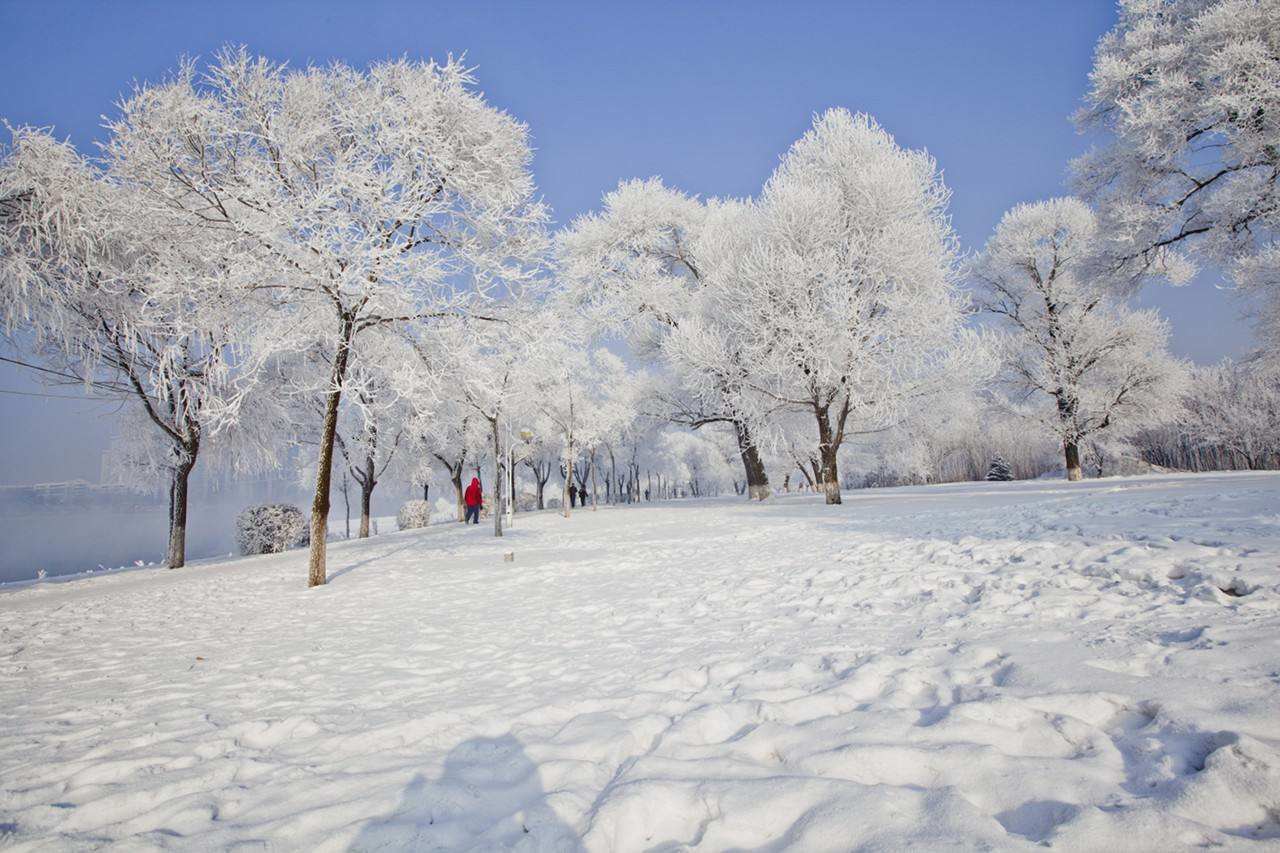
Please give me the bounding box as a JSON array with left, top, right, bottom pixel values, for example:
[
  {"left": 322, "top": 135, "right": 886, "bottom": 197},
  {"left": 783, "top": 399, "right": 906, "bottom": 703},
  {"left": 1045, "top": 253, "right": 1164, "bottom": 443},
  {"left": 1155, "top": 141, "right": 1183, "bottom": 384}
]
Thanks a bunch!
[{"left": 2, "top": 473, "right": 1280, "bottom": 850}]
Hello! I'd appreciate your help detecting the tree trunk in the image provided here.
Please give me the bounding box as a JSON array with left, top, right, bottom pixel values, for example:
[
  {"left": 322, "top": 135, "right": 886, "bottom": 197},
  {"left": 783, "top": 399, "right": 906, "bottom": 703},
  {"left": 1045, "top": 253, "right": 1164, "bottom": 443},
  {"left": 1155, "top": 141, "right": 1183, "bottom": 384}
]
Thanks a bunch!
[
  {"left": 308, "top": 318, "right": 354, "bottom": 587},
  {"left": 1064, "top": 440, "right": 1083, "bottom": 482},
  {"left": 1056, "top": 391, "right": 1084, "bottom": 483},
  {"left": 359, "top": 484, "right": 372, "bottom": 538},
  {"left": 165, "top": 456, "right": 194, "bottom": 569},
  {"left": 342, "top": 472, "right": 351, "bottom": 540},
  {"left": 608, "top": 448, "right": 618, "bottom": 505},
  {"left": 815, "top": 406, "right": 842, "bottom": 504},
  {"left": 491, "top": 418, "right": 504, "bottom": 537},
  {"left": 451, "top": 470, "right": 465, "bottom": 522},
  {"left": 733, "top": 421, "right": 770, "bottom": 501},
  {"left": 562, "top": 441, "right": 573, "bottom": 518},
  {"left": 358, "top": 454, "right": 375, "bottom": 538}
]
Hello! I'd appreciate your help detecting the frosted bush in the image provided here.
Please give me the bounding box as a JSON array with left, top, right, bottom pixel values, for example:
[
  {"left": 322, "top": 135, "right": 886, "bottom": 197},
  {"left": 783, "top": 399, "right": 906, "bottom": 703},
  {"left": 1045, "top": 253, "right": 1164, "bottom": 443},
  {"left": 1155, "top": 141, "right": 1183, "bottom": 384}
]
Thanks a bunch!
[
  {"left": 235, "top": 504, "right": 309, "bottom": 556},
  {"left": 433, "top": 496, "right": 455, "bottom": 522},
  {"left": 397, "top": 499, "right": 431, "bottom": 531}
]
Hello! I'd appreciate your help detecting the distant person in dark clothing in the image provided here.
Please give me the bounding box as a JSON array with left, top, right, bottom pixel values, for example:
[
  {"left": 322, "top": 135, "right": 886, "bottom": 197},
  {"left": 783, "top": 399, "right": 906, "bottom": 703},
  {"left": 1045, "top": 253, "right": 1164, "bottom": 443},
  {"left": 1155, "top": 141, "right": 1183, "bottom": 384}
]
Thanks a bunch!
[
  {"left": 569, "top": 483, "right": 579, "bottom": 508},
  {"left": 464, "top": 477, "right": 482, "bottom": 524}
]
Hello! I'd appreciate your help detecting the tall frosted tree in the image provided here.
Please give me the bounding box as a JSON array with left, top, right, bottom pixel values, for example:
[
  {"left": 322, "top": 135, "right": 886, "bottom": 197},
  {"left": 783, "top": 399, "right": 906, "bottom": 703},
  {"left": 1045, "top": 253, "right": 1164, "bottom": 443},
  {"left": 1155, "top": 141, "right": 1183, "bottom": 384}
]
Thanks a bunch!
[
  {"left": 1074, "top": 0, "right": 1280, "bottom": 348},
  {"left": 559, "top": 181, "right": 773, "bottom": 500},
  {"left": 720, "top": 110, "right": 980, "bottom": 504},
  {"left": 103, "top": 49, "right": 547, "bottom": 586},
  {"left": 0, "top": 128, "right": 271, "bottom": 568},
  {"left": 971, "top": 198, "right": 1189, "bottom": 481}
]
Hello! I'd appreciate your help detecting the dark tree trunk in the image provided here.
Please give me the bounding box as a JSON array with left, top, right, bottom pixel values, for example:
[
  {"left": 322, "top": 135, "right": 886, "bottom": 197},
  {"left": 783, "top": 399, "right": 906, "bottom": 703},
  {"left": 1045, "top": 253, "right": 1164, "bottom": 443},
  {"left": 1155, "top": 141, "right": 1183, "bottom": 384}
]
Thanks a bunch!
[
  {"left": 733, "top": 420, "right": 770, "bottom": 501},
  {"left": 608, "top": 447, "right": 618, "bottom": 505},
  {"left": 359, "top": 483, "right": 373, "bottom": 538},
  {"left": 562, "top": 441, "right": 573, "bottom": 518},
  {"left": 815, "top": 405, "right": 842, "bottom": 504},
  {"left": 1056, "top": 391, "right": 1083, "bottom": 483},
  {"left": 358, "top": 454, "right": 376, "bottom": 538},
  {"left": 1064, "top": 440, "right": 1083, "bottom": 482},
  {"left": 165, "top": 454, "right": 195, "bottom": 569},
  {"left": 451, "top": 470, "right": 465, "bottom": 522},
  {"left": 341, "top": 473, "right": 351, "bottom": 539},
  {"left": 309, "top": 316, "right": 354, "bottom": 587},
  {"left": 491, "top": 417, "right": 503, "bottom": 537}
]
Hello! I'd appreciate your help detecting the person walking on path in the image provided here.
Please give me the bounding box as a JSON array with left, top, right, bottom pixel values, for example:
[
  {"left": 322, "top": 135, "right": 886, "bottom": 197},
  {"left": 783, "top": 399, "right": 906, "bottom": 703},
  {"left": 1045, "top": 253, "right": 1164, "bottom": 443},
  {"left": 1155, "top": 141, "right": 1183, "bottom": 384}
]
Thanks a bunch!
[
  {"left": 464, "top": 476, "right": 483, "bottom": 524},
  {"left": 569, "top": 482, "right": 579, "bottom": 508}
]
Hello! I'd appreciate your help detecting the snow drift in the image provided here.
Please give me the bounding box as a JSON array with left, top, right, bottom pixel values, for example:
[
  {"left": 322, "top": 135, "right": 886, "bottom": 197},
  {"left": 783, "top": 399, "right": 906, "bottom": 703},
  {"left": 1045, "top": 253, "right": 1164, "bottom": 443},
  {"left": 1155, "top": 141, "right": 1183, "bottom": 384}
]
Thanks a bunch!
[{"left": 1, "top": 472, "right": 1278, "bottom": 850}]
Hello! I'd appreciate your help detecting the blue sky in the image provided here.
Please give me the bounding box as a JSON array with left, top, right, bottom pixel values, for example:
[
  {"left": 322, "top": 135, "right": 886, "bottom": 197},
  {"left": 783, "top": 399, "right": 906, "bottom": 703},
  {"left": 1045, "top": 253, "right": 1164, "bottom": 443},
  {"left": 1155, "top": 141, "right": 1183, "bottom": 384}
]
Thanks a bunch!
[{"left": 0, "top": 1, "right": 1255, "bottom": 484}]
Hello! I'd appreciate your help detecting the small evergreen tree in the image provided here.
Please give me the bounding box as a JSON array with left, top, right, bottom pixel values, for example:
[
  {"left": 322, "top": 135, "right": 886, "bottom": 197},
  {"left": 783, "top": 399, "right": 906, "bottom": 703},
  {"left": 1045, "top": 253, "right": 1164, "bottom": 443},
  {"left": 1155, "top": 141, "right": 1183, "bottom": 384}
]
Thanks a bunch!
[{"left": 985, "top": 455, "right": 1014, "bottom": 482}]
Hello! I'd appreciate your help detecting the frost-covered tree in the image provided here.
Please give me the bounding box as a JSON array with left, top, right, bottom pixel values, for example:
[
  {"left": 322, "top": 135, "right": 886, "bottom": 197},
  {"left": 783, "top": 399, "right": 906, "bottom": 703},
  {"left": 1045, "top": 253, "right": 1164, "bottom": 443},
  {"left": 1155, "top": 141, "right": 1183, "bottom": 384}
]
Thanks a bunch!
[
  {"left": 972, "top": 198, "right": 1190, "bottom": 481},
  {"left": 427, "top": 313, "right": 548, "bottom": 537},
  {"left": 1183, "top": 357, "right": 1280, "bottom": 469},
  {"left": 530, "top": 341, "right": 636, "bottom": 517},
  {"left": 1074, "top": 0, "right": 1280, "bottom": 347},
  {"left": 560, "top": 182, "right": 773, "bottom": 500},
  {"left": 516, "top": 410, "right": 562, "bottom": 510},
  {"left": 720, "top": 110, "right": 980, "bottom": 504},
  {"left": 101, "top": 49, "right": 547, "bottom": 585},
  {"left": 0, "top": 127, "right": 272, "bottom": 569},
  {"left": 409, "top": 402, "right": 484, "bottom": 523},
  {"left": 334, "top": 358, "right": 410, "bottom": 539},
  {"left": 985, "top": 455, "right": 1014, "bottom": 482}
]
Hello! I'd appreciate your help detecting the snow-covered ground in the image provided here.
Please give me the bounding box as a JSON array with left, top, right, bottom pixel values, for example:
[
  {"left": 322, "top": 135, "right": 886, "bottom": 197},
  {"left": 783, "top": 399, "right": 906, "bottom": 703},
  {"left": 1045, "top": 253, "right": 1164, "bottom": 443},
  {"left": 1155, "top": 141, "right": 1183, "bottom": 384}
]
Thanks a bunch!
[{"left": 2, "top": 472, "right": 1279, "bottom": 851}]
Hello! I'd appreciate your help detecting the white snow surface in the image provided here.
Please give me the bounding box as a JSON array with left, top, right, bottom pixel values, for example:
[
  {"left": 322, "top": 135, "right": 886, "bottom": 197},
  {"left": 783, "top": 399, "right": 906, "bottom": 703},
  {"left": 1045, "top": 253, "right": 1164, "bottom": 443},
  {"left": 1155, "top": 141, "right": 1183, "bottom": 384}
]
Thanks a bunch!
[{"left": 3, "top": 472, "right": 1280, "bottom": 851}]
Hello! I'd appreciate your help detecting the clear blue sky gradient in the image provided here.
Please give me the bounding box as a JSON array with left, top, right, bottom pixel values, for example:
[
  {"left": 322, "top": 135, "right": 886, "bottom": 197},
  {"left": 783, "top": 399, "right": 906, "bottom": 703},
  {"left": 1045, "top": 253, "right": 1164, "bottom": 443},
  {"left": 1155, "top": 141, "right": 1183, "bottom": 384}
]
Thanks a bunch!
[{"left": 0, "top": 1, "right": 1255, "bottom": 484}]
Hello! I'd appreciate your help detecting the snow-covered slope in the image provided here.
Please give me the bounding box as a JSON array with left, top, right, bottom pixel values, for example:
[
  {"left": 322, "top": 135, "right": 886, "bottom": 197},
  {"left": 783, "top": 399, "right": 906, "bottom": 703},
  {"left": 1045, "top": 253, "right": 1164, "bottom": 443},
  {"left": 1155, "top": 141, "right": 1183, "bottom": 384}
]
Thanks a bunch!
[{"left": 2, "top": 472, "right": 1279, "bottom": 851}]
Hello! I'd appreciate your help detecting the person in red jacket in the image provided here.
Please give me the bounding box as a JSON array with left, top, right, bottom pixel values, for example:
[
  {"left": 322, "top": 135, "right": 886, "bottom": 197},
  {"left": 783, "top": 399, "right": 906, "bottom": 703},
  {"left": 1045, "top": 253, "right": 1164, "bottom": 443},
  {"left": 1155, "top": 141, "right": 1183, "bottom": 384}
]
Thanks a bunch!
[{"left": 464, "top": 476, "right": 482, "bottom": 524}]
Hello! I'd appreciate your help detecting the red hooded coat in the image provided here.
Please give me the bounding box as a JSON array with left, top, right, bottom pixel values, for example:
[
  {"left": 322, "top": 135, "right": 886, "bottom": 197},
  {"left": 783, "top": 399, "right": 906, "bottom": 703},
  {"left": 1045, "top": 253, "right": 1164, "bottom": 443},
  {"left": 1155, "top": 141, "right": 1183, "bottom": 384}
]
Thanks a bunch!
[{"left": 464, "top": 477, "right": 482, "bottom": 508}]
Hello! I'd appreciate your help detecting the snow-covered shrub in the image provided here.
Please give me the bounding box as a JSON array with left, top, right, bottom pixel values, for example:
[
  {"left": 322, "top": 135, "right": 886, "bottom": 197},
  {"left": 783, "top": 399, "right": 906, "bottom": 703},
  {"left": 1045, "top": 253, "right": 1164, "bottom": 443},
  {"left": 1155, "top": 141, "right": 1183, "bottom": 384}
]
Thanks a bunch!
[
  {"left": 985, "top": 455, "right": 1014, "bottom": 482},
  {"left": 235, "top": 504, "right": 309, "bottom": 555},
  {"left": 432, "top": 496, "right": 455, "bottom": 522},
  {"left": 397, "top": 499, "right": 431, "bottom": 531}
]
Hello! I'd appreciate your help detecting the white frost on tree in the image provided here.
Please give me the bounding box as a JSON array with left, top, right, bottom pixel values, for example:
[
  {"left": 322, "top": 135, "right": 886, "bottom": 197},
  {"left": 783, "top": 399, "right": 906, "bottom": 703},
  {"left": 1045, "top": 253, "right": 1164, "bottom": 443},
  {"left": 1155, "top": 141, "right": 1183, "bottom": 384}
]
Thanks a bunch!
[
  {"left": 718, "top": 110, "right": 984, "bottom": 504},
  {"left": 1074, "top": 0, "right": 1280, "bottom": 349},
  {"left": 235, "top": 503, "right": 309, "bottom": 555},
  {"left": 971, "top": 198, "right": 1190, "bottom": 481},
  {"left": 0, "top": 127, "right": 273, "bottom": 569},
  {"left": 559, "top": 182, "right": 773, "bottom": 500},
  {"left": 1182, "top": 357, "right": 1280, "bottom": 469},
  {"left": 100, "top": 49, "right": 548, "bottom": 585}
]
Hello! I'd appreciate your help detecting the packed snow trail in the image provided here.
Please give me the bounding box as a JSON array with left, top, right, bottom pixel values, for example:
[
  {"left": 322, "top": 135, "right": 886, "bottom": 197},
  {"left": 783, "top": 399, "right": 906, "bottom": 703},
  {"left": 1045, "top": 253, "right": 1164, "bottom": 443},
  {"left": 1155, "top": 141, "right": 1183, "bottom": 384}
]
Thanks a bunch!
[{"left": 2, "top": 472, "right": 1279, "bottom": 851}]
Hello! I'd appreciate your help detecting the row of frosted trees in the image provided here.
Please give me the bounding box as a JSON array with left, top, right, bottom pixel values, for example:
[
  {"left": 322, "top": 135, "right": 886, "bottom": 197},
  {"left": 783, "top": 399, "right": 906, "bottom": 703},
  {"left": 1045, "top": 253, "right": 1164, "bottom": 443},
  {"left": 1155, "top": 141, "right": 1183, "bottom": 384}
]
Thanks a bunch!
[{"left": 3, "top": 0, "right": 1277, "bottom": 585}]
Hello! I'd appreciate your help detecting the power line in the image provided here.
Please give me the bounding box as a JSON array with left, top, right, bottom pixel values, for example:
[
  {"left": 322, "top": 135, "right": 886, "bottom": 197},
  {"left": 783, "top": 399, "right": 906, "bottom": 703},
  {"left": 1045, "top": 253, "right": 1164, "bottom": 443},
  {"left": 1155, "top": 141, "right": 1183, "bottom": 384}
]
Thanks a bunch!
[{"left": 0, "top": 388, "right": 114, "bottom": 400}]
